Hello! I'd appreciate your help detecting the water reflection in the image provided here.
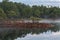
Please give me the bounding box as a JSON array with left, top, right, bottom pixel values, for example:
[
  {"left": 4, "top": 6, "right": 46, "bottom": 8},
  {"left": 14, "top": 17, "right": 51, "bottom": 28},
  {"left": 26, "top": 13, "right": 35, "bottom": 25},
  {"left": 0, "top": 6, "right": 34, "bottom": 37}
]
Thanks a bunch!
[
  {"left": 15, "top": 31, "right": 60, "bottom": 40},
  {"left": 0, "top": 24, "right": 60, "bottom": 40}
]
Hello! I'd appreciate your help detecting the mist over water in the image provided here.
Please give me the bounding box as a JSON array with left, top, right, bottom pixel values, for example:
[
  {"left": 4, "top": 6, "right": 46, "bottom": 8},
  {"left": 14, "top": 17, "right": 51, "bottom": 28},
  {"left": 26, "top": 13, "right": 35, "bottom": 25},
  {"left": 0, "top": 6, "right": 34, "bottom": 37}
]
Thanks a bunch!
[
  {"left": 23, "top": 19, "right": 60, "bottom": 23},
  {"left": 39, "top": 19, "right": 60, "bottom": 23}
]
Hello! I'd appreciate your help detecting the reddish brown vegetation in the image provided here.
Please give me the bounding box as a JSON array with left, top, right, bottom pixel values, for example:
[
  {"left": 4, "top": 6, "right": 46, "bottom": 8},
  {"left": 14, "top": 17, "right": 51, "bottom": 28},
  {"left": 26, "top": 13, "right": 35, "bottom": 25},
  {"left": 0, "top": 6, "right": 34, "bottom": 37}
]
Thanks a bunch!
[{"left": 0, "top": 21, "right": 54, "bottom": 28}]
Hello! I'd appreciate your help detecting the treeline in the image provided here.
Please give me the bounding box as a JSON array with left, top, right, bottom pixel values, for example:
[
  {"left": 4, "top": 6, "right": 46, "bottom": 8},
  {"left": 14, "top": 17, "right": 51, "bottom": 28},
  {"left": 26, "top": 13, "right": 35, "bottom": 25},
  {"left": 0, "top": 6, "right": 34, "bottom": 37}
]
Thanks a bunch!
[{"left": 0, "top": 0, "right": 60, "bottom": 19}]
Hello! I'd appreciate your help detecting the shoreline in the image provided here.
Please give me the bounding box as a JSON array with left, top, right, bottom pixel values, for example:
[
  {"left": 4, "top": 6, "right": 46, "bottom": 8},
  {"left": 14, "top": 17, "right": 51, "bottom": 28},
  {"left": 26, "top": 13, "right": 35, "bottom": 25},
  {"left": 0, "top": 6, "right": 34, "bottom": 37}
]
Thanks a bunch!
[{"left": 0, "top": 20, "right": 54, "bottom": 28}]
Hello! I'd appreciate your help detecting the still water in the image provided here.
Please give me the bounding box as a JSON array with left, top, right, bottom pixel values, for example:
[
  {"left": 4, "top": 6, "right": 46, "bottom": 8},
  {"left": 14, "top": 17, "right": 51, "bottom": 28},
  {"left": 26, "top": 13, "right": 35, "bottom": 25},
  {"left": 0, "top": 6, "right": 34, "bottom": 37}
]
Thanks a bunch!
[{"left": 0, "top": 23, "right": 60, "bottom": 40}]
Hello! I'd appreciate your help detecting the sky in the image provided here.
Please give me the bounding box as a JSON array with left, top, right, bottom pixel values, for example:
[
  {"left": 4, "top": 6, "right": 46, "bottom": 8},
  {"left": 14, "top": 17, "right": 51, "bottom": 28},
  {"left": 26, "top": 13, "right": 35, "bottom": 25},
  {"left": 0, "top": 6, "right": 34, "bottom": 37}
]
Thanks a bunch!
[{"left": 0, "top": 0, "right": 60, "bottom": 7}]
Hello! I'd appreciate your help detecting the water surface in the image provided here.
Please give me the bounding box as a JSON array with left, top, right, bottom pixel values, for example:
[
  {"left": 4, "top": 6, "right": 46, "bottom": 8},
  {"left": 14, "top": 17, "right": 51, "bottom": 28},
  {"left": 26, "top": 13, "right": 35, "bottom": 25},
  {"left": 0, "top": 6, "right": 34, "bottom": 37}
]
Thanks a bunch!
[{"left": 0, "top": 20, "right": 60, "bottom": 40}]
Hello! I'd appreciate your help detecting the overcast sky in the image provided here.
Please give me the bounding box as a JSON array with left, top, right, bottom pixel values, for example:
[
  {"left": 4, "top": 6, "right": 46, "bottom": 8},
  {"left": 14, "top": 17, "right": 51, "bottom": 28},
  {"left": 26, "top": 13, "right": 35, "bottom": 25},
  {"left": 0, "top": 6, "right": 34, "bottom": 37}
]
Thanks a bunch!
[{"left": 0, "top": 0, "right": 60, "bottom": 7}]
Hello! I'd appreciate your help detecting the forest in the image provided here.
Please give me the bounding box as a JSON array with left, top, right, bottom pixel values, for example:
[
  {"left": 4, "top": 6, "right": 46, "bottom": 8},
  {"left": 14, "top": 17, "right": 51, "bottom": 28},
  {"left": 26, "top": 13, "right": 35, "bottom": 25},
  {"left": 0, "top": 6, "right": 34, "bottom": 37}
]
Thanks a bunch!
[{"left": 0, "top": 0, "right": 60, "bottom": 20}]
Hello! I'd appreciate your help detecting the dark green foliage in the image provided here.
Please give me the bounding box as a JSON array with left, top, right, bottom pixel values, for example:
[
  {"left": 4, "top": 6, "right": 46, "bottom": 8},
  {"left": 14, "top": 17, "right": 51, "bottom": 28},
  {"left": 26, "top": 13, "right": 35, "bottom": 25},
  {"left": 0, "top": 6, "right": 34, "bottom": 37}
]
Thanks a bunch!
[
  {"left": 0, "top": 1, "right": 60, "bottom": 19},
  {"left": 0, "top": 8, "right": 7, "bottom": 19}
]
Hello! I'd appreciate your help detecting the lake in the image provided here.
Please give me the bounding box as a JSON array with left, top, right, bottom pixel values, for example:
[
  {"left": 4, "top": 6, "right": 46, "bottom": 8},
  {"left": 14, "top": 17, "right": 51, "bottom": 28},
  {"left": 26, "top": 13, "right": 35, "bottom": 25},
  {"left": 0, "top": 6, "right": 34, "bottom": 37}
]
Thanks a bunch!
[{"left": 0, "top": 20, "right": 60, "bottom": 40}]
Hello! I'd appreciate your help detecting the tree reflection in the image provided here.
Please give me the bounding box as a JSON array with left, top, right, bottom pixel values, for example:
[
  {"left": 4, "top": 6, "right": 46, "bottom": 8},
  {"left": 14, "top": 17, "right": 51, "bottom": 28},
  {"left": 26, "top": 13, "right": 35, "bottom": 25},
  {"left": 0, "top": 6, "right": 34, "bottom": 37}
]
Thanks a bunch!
[{"left": 0, "top": 24, "right": 60, "bottom": 40}]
